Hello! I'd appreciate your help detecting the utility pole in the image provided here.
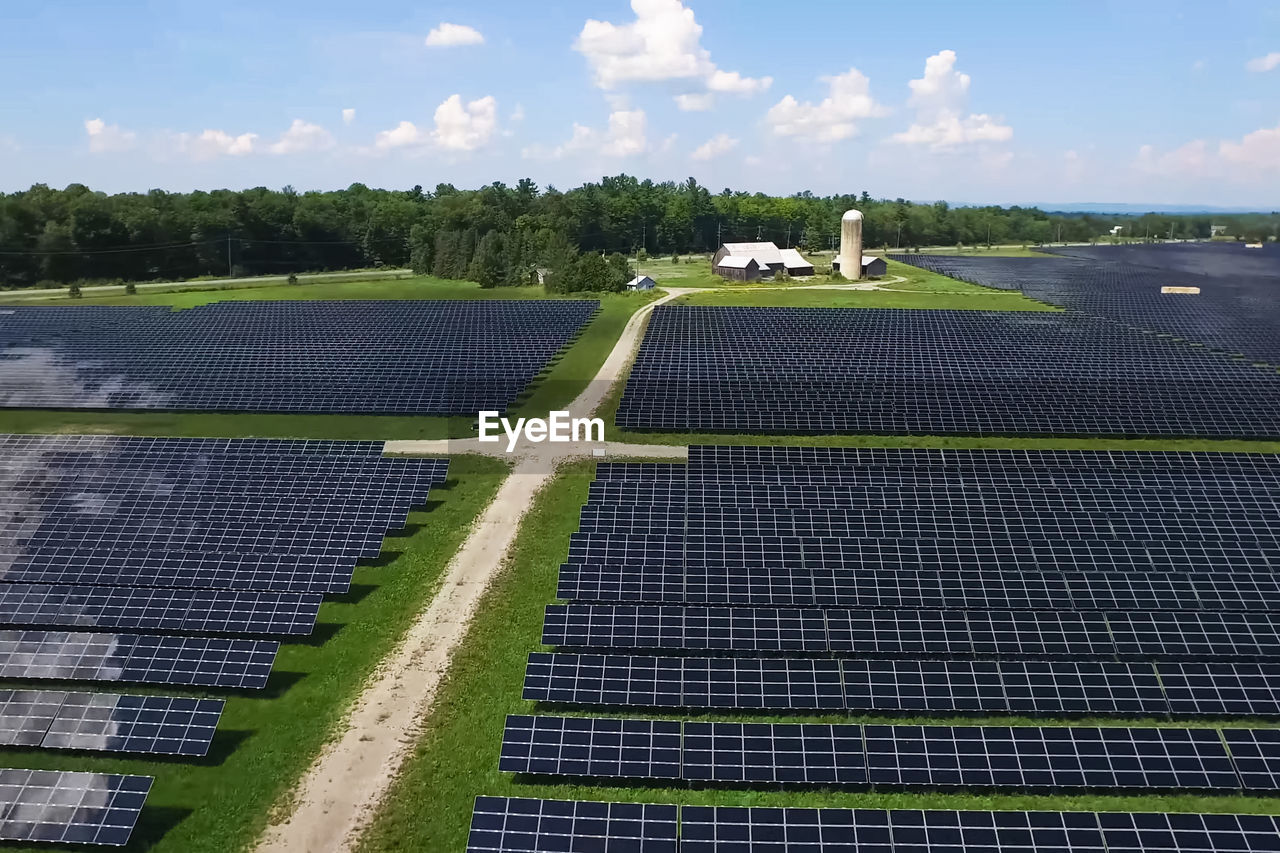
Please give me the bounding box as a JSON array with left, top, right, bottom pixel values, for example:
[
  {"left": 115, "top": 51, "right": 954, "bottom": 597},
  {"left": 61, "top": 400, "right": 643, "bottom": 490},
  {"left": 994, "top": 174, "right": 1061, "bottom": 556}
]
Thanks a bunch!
[
  {"left": 785, "top": 223, "right": 791, "bottom": 249},
  {"left": 717, "top": 221, "right": 722, "bottom": 247},
  {"left": 227, "top": 235, "right": 233, "bottom": 277},
  {"left": 756, "top": 224, "right": 762, "bottom": 240},
  {"left": 896, "top": 222, "right": 903, "bottom": 249}
]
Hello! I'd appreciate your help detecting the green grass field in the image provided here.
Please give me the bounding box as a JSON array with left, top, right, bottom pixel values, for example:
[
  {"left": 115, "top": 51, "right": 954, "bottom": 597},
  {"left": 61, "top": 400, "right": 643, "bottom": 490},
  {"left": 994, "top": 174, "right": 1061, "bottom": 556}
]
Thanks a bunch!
[
  {"left": 357, "top": 458, "right": 1280, "bottom": 853},
  {"left": 0, "top": 454, "right": 508, "bottom": 853}
]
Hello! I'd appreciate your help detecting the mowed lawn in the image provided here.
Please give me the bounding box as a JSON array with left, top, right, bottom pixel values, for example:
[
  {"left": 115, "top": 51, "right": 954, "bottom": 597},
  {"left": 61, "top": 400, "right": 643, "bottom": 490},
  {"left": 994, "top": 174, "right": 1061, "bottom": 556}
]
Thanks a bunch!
[
  {"left": 0, "top": 276, "right": 659, "bottom": 439},
  {"left": 357, "top": 457, "right": 1280, "bottom": 853},
  {"left": 0, "top": 454, "right": 509, "bottom": 853}
]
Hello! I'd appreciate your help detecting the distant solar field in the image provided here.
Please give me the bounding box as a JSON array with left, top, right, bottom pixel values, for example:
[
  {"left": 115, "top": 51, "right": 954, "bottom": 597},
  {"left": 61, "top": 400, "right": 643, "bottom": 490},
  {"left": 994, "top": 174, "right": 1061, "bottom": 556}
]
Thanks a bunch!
[
  {"left": 616, "top": 305, "right": 1280, "bottom": 437},
  {"left": 893, "top": 243, "right": 1280, "bottom": 364},
  {"left": 0, "top": 300, "right": 598, "bottom": 414}
]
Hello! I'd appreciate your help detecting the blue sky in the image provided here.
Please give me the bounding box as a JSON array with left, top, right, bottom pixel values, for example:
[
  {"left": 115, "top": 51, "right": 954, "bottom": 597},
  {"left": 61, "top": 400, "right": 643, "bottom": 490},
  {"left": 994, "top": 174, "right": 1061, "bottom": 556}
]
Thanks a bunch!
[{"left": 1, "top": 0, "right": 1278, "bottom": 206}]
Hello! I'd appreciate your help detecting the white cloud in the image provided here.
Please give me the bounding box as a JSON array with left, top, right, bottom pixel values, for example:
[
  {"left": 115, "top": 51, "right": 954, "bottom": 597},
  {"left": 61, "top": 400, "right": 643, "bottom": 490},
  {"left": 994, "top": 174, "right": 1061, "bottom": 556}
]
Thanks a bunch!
[
  {"left": 430, "top": 94, "right": 497, "bottom": 151},
  {"left": 174, "top": 129, "right": 258, "bottom": 159},
  {"left": 707, "top": 69, "right": 772, "bottom": 95},
  {"left": 510, "top": 105, "right": 525, "bottom": 122},
  {"left": 1134, "top": 139, "right": 1212, "bottom": 178},
  {"left": 269, "top": 119, "right": 335, "bottom": 155},
  {"left": 691, "top": 133, "right": 737, "bottom": 161},
  {"left": 1219, "top": 123, "right": 1280, "bottom": 172},
  {"left": 766, "top": 68, "right": 887, "bottom": 143},
  {"left": 674, "top": 93, "right": 714, "bottom": 111},
  {"left": 425, "top": 22, "right": 484, "bottom": 47},
  {"left": 1246, "top": 52, "right": 1280, "bottom": 72},
  {"left": 84, "top": 118, "right": 137, "bottom": 153},
  {"left": 891, "top": 113, "right": 1012, "bottom": 148},
  {"left": 574, "top": 0, "right": 769, "bottom": 97},
  {"left": 375, "top": 121, "right": 428, "bottom": 150},
  {"left": 523, "top": 109, "right": 650, "bottom": 160},
  {"left": 342, "top": 108, "right": 356, "bottom": 125},
  {"left": 890, "top": 50, "right": 1012, "bottom": 149},
  {"left": 375, "top": 94, "right": 498, "bottom": 153}
]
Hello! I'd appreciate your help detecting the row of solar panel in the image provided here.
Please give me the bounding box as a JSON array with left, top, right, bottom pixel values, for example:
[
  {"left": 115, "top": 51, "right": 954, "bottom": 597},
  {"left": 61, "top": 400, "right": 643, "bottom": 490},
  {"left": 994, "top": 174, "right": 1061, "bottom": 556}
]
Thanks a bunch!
[
  {"left": 0, "top": 434, "right": 390, "bottom": 455},
  {"left": 558, "top": 566, "right": 1280, "bottom": 610},
  {"left": 0, "top": 689, "right": 221, "bottom": 756},
  {"left": 681, "top": 445, "right": 1280, "bottom": 470},
  {"left": 0, "top": 301, "right": 597, "bottom": 414},
  {"left": 0, "top": 630, "right": 277, "bottom": 689},
  {"left": 524, "top": 653, "right": 1280, "bottom": 716},
  {"left": 543, "top": 604, "right": 1280, "bottom": 659},
  {"left": 564, "top": 533, "right": 1280, "bottom": 575},
  {"left": 0, "top": 583, "right": 321, "bottom": 635},
  {"left": 501, "top": 715, "right": 1280, "bottom": 791},
  {"left": 615, "top": 306, "right": 1280, "bottom": 438},
  {"left": 467, "top": 797, "right": 1280, "bottom": 853}
]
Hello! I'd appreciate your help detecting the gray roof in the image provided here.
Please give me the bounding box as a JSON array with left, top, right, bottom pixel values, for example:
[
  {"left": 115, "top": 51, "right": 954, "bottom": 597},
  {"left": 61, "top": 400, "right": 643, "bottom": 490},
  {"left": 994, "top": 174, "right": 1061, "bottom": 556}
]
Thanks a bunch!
[
  {"left": 779, "top": 248, "right": 812, "bottom": 269},
  {"left": 722, "top": 242, "right": 784, "bottom": 266},
  {"left": 715, "top": 256, "right": 759, "bottom": 269}
]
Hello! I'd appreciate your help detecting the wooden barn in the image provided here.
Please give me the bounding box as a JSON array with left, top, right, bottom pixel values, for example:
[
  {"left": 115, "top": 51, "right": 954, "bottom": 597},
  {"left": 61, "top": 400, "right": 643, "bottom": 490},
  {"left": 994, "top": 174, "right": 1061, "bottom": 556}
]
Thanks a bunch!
[
  {"left": 713, "top": 242, "right": 813, "bottom": 279},
  {"left": 713, "top": 255, "right": 763, "bottom": 282}
]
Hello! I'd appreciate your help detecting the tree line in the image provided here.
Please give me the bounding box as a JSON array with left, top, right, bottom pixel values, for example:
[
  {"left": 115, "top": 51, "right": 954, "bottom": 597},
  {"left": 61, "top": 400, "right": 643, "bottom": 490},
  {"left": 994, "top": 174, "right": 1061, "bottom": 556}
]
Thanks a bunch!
[{"left": 1, "top": 177, "right": 1277, "bottom": 288}]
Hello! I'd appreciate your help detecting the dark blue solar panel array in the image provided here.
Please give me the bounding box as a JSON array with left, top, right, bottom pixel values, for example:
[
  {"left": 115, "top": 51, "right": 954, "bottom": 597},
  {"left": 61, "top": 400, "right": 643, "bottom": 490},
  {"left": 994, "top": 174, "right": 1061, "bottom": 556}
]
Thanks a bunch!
[
  {"left": 501, "top": 715, "right": 1277, "bottom": 791},
  {"left": 893, "top": 242, "right": 1280, "bottom": 365},
  {"left": 615, "top": 305, "right": 1280, "bottom": 437},
  {"left": 482, "top": 446, "right": 1280, "bottom": 851},
  {"left": 468, "top": 798, "right": 1280, "bottom": 852},
  {"left": 0, "top": 434, "right": 450, "bottom": 845},
  {"left": 0, "top": 300, "right": 598, "bottom": 414}
]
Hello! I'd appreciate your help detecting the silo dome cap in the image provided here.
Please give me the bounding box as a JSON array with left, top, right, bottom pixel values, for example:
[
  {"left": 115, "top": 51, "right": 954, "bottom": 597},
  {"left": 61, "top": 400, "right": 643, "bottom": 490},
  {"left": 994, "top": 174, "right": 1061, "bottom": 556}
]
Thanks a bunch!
[{"left": 842, "top": 209, "right": 864, "bottom": 222}]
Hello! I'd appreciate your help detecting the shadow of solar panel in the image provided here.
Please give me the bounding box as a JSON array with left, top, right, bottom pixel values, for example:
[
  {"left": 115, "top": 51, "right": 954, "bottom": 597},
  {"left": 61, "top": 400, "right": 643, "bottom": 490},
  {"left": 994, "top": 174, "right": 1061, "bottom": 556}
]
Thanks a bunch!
[
  {"left": 0, "top": 301, "right": 598, "bottom": 414},
  {"left": 466, "top": 796, "right": 678, "bottom": 853},
  {"left": 0, "top": 768, "right": 152, "bottom": 847}
]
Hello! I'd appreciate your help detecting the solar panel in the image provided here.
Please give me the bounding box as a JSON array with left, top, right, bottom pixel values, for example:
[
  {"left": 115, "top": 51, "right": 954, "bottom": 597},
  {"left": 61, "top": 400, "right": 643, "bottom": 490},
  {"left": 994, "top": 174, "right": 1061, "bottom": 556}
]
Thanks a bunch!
[
  {"left": 0, "top": 689, "right": 68, "bottom": 746},
  {"left": 0, "top": 301, "right": 599, "bottom": 414},
  {"left": 0, "top": 584, "right": 321, "bottom": 635},
  {"left": 498, "top": 715, "right": 681, "bottom": 780},
  {"left": 861, "top": 725, "right": 1238, "bottom": 790},
  {"left": 522, "top": 653, "right": 844, "bottom": 710},
  {"left": 896, "top": 244, "right": 1280, "bottom": 366},
  {"left": 466, "top": 796, "right": 678, "bottom": 853},
  {"left": 541, "top": 604, "right": 1280, "bottom": 660},
  {"left": 1220, "top": 729, "right": 1280, "bottom": 790},
  {"left": 0, "top": 768, "right": 152, "bottom": 847},
  {"left": 41, "top": 693, "right": 224, "bottom": 757},
  {"left": 0, "top": 688, "right": 223, "bottom": 756},
  {"left": 1160, "top": 662, "right": 1280, "bottom": 716},
  {"left": 678, "top": 807, "right": 1280, "bottom": 853},
  {"left": 615, "top": 306, "right": 1280, "bottom": 438},
  {"left": 0, "top": 630, "right": 278, "bottom": 689},
  {"left": 682, "top": 721, "right": 866, "bottom": 786}
]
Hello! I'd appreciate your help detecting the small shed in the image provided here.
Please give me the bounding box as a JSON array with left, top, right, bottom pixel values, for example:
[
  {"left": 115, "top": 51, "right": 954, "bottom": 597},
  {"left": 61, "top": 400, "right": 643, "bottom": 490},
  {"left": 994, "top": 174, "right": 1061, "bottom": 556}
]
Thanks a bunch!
[
  {"left": 861, "top": 256, "right": 887, "bottom": 278},
  {"left": 626, "top": 274, "right": 656, "bottom": 291},
  {"left": 832, "top": 255, "right": 888, "bottom": 278},
  {"left": 713, "top": 255, "right": 762, "bottom": 282}
]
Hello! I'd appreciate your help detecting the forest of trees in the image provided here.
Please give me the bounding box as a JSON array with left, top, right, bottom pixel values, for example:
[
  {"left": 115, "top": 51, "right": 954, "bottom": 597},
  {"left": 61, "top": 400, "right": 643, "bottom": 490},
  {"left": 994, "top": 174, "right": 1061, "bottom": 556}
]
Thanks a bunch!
[{"left": 1, "top": 176, "right": 1277, "bottom": 289}]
